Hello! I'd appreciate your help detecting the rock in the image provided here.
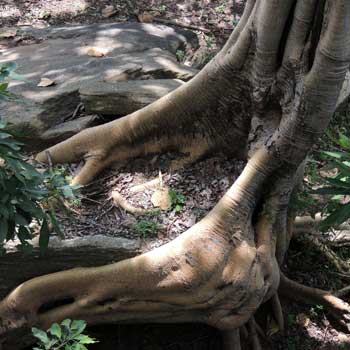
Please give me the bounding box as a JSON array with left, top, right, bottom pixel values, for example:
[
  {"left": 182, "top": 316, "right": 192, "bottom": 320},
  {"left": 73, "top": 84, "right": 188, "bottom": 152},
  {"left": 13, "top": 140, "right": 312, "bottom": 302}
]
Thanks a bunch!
[
  {"left": 0, "top": 27, "right": 17, "bottom": 39},
  {"left": 40, "top": 115, "right": 98, "bottom": 145},
  {"left": 81, "top": 79, "right": 185, "bottom": 116},
  {"left": 0, "top": 22, "right": 198, "bottom": 148},
  {"left": 1, "top": 235, "right": 141, "bottom": 299}
]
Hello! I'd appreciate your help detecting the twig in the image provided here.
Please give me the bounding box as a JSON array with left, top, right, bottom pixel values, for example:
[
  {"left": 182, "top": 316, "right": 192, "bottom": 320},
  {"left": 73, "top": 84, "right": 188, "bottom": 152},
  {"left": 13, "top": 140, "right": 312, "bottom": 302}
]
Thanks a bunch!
[
  {"left": 153, "top": 18, "right": 211, "bottom": 33},
  {"left": 63, "top": 103, "right": 83, "bottom": 122},
  {"left": 95, "top": 204, "right": 114, "bottom": 220}
]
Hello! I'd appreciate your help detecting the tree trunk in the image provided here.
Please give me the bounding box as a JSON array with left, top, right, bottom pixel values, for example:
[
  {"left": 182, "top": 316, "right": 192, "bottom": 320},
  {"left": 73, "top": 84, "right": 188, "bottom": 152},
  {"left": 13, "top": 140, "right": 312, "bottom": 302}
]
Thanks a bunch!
[{"left": 1, "top": 1, "right": 350, "bottom": 349}]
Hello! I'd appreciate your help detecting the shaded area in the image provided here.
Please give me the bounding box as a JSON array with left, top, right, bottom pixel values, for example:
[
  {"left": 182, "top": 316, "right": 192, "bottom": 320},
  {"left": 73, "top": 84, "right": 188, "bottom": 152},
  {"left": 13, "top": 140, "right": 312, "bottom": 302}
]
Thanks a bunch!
[{"left": 0, "top": 22, "right": 198, "bottom": 147}]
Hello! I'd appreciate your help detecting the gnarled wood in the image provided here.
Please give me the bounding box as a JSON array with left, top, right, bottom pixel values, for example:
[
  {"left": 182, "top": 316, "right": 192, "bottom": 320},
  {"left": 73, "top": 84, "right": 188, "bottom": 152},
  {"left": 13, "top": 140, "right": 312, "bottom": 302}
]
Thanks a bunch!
[{"left": 2, "top": 1, "right": 350, "bottom": 349}]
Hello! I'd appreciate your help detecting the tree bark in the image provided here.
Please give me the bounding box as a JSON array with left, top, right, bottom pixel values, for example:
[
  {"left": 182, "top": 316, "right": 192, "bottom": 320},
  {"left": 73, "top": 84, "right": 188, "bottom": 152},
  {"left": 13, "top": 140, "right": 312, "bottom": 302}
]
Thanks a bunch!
[{"left": 1, "top": 1, "right": 350, "bottom": 349}]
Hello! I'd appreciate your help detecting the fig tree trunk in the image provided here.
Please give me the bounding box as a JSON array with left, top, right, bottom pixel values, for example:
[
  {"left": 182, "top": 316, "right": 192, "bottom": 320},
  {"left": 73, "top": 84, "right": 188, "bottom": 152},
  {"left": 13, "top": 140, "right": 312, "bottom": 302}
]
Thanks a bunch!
[{"left": 1, "top": 1, "right": 350, "bottom": 349}]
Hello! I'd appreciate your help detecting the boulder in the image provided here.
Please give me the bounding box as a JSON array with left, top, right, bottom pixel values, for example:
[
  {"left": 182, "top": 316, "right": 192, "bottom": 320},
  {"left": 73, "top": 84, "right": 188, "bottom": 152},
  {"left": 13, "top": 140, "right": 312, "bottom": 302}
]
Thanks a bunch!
[
  {"left": 0, "top": 22, "right": 198, "bottom": 147},
  {"left": 40, "top": 115, "right": 98, "bottom": 145},
  {"left": 81, "top": 79, "right": 185, "bottom": 115},
  {"left": 1, "top": 235, "right": 141, "bottom": 299}
]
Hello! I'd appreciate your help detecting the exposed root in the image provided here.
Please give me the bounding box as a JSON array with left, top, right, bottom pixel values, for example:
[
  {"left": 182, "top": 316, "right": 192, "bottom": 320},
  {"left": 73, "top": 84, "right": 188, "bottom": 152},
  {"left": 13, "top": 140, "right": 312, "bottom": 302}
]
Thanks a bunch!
[
  {"left": 111, "top": 191, "right": 154, "bottom": 216},
  {"left": 222, "top": 329, "right": 241, "bottom": 350},
  {"left": 280, "top": 273, "right": 350, "bottom": 332},
  {"left": 248, "top": 318, "right": 262, "bottom": 350},
  {"left": 240, "top": 325, "right": 248, "bottom": 339},
  {"left": 271, "top": 294, "right": 284, "bottom": 333},
  {"left": 335, "top": 286, "right": 350, "bottom": 298},
  {"left": 129, "top": 178, "right": 161, "bottom": 194}
]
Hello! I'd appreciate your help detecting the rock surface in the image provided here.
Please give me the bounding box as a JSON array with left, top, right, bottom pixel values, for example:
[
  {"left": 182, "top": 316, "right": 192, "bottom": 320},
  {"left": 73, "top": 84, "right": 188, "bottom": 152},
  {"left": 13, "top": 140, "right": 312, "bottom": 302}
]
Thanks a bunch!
[
  {"left": 0, "top": 22, "right": 198, "bottom": 147},
  {"left": 81, "top": 79, "right": 185, "bottom": 115}
]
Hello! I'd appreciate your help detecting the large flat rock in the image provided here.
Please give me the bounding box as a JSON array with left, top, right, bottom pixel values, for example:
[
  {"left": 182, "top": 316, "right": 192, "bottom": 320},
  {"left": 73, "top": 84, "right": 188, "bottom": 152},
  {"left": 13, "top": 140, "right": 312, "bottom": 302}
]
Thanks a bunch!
[
  {"left": 0, "top": 22, "right": 198, "bottom": 147},
  {"left": 1, "top": 235, "right": 141, "bottom": 299},
  {"left": 81, "top": 79, "right": 185, "bottom": 115}
]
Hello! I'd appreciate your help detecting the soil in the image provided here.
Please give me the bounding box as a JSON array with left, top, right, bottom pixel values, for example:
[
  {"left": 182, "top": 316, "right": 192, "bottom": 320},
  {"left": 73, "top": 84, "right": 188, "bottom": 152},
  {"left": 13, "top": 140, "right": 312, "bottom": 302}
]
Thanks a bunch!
[{"left": 2, "top": 1, "right": 350, "bottom": 349}]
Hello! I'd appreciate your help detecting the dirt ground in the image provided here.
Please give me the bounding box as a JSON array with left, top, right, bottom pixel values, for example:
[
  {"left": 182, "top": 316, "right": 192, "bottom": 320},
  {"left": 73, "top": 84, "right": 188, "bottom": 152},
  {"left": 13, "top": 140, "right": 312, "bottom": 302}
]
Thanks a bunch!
[{"left": 2, "top": 1, "right": 350, "bottom": 349}]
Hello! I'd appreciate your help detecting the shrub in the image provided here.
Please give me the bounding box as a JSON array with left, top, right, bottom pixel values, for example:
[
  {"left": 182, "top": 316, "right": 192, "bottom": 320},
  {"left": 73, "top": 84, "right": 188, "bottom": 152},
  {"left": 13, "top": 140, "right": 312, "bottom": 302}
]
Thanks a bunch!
[{"left": 32, "top": 319, "right": 97, "bottom": 350}]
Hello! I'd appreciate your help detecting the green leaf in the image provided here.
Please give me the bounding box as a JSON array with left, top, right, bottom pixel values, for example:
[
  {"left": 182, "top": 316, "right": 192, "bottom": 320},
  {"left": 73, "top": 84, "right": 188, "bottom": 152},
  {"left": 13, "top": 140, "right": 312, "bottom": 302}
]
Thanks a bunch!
[
  {"left": 0, "top": 82, "right": 8, "bottom": 92},
  {"left": 71, "top": 320, "right": 86, "bottom": 334},
  {"left": 18, "top": 226, "right": 31, "bottom": 242},
  {"left": 32, "top": 328, "right": 49, "bottom": 344},
  {"left": 321, "top": 203, "right": 350, "bottom": 230},
  {"left": 62, "top": 185, "right": 74, "bottom": 199},
  {"left": 75, "top": 335, "right": 97, "bottom": 344},
  {"left": 49, "top": 323, "right": 62, "bottom": 339},
  {"left": 78, "top": 344, "right": 88, "bottom": 350},
  {"left": 338, "top": 133, "right": 350, "bottom": 150},
  {"left": 312, "top": 187, "right": 350, "bottom": 195},
  {"left": 48, "top": 210, "right": 64, "bottom": 239},
  {"left": 1, "top": 62, "right": 17, "bottom": 72},
  {"left": 323, "top": 177, "right": 350, "bottom": 189},
  {"left": 39, "top": 218, "right": 50, "bottom": 255},
  {"left": 61, "top": 319, "right": 72, "bottom": 328},
  {"left": 321, "top": 151, "right": 350, "bottom": 160}
]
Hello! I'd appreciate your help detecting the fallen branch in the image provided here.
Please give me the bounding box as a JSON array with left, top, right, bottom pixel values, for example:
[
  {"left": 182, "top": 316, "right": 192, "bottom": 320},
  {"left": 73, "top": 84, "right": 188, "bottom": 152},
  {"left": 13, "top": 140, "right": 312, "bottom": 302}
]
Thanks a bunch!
[{"left": 154, "top": 18, "right": 211, "bottom": 34}]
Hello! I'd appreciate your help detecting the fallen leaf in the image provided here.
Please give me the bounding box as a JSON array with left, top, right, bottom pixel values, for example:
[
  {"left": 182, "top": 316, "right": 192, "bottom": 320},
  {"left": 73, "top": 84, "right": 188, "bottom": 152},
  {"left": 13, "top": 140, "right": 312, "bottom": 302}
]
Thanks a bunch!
[
  {"left": 0, "top": 27, "right": 17, "bottom": 39},
  {"left": 102, "top": 5, "right": 117, "bottom": 18},
  {"left": 151, "top": 187, "right": 172, "bottom": 211},
  {"left": 37, "top": 78, "right": 55, "bottom": 87},
  {"left": 137, "top": 12, "right": 154, "bottom": 23},
  {"left": 87, "top": 47, "right": 106, "bottom": 57}
]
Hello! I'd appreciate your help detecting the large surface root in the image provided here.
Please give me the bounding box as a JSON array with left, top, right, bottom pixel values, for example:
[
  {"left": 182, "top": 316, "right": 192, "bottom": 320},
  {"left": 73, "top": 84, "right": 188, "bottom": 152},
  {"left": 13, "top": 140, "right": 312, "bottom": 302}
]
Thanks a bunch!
[{"left": 0, "top": 215, "right": 275, "bottom": 347}]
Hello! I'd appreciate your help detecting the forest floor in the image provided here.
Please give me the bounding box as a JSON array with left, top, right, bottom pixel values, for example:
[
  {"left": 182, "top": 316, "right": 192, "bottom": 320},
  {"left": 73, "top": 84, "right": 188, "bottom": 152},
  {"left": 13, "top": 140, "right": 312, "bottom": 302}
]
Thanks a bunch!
[{"left": 2, "top": 1, "right": 350, "bottom": 349}]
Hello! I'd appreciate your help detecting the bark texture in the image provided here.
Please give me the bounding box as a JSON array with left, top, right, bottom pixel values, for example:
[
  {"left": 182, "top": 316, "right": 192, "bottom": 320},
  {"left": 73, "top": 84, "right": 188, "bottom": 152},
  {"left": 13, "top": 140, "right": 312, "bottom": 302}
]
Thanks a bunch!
[{"left": 1, "top": 1, "right": 350, "bottom": 349}]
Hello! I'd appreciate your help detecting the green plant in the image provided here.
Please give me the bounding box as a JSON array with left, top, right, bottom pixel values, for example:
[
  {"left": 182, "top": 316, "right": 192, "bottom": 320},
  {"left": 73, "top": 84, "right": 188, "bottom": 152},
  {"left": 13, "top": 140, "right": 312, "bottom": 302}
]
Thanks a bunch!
[
  {"left": 0, "top": 62, "right": 22, "bottom": 100},
  {"left": 133, "top": 220, "right": 160, "bottom": 238},
  {"left": 176, "top": 50, "right": 185, "bottom": 62},
  {"left": 204, "top": 35, "right": 214, "bottom": 49},
  {"left": 169, "top": 189, "right": 186, "bottom": 213},
  {"left": 32, "top": 319, "right": 97, "bottom": 350},
  {"left": 152, "top": 4, "right": 166, "bottom": 13},
  {"left": 0, "top": 63, "right": 80, "bottom": 255},
  {"left": 311, "top": 133, "right": 350, "bottom": 231},
  {"left": 215, "top": 4, "right": 226, "bottom": 13},
  {"left": 0, "top": 122, "right": 81, "bottom": 255},
  {"left": 310, "top": 304, "right": 324, "bottom": 318}
]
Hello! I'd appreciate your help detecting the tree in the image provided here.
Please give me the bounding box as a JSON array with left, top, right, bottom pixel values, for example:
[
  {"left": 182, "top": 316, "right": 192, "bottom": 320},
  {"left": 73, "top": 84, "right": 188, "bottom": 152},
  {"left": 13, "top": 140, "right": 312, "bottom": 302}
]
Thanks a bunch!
[{"left": 1, "top": 1, "right": 350, "bottom": 349}]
